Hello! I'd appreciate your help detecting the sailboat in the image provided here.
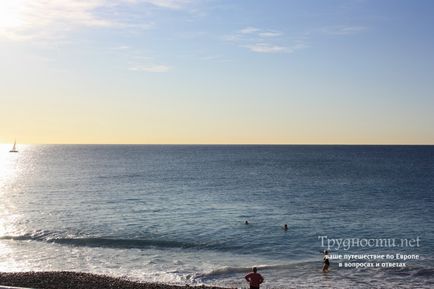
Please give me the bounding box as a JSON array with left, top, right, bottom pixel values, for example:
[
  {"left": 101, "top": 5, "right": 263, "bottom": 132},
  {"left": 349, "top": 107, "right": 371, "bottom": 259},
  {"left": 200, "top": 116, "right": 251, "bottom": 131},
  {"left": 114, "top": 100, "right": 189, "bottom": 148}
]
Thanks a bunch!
[{"left": 9, "top": 140, "right": 18, "bottom": 153}]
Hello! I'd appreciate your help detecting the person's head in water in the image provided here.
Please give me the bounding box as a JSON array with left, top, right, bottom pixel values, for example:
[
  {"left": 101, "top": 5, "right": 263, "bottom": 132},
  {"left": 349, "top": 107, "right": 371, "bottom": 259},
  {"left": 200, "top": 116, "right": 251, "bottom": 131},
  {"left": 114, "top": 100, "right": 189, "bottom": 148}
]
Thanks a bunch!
[
  {"left": 245, "top": 220, "right": 249, "bottom": 225},
  {"left": 253, "top": 267, "right": 257, "bottom": 273},
  {"left": 284, "top": 224, "right": 288, "bottom": 230}
]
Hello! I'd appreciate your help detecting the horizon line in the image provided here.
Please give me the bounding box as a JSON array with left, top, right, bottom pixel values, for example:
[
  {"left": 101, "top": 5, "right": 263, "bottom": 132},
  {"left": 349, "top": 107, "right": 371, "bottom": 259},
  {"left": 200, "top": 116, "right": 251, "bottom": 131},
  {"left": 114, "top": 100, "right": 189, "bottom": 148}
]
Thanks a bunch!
[{"left": 2, "top": 143, "right": 433, "bottom": 146}]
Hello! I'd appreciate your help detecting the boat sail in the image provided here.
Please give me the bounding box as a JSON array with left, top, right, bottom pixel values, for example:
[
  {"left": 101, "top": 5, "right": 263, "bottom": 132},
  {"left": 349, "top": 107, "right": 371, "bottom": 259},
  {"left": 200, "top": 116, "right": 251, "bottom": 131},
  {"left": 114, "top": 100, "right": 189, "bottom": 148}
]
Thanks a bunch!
[{"left": 9, "top": 140, "right": 18, "bottom": 153}]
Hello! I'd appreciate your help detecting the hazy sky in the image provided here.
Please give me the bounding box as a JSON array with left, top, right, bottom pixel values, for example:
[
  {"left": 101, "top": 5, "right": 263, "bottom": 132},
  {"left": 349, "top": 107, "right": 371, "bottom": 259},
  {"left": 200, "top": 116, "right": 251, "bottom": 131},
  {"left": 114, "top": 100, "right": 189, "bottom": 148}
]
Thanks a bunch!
[{"left": 1, "top": 0, "right": 433, "bottom": 144}]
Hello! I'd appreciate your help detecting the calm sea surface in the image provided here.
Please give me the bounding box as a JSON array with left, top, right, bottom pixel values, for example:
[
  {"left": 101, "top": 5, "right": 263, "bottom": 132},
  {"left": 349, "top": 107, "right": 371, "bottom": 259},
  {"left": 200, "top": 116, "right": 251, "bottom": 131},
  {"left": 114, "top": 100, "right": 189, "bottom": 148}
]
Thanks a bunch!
[{"left": 1, "top": 145, "right": 433, "bottom": 288}]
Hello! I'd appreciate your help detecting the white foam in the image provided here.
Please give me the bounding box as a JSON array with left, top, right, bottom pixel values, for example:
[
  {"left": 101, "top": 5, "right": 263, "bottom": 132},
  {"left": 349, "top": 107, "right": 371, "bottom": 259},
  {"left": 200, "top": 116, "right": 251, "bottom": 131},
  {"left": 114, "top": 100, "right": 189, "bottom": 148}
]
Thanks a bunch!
[{"left": 0, "top": 287, "right": 35, "bottom": 289}]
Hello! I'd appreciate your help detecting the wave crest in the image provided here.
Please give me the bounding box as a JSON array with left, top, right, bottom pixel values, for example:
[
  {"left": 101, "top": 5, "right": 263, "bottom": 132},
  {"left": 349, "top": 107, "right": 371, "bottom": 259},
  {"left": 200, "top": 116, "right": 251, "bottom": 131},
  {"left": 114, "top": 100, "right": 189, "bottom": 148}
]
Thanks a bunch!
[{"left": 0, "top": 230, "right": 239, "bottom": 252}]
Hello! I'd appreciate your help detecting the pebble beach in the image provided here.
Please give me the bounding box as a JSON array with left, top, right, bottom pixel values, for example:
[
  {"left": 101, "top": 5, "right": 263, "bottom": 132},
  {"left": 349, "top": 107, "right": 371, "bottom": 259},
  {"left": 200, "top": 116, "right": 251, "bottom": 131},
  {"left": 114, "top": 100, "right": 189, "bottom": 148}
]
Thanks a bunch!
[{"left": 0, "top": 272, "right": 228, "bottom": 289}]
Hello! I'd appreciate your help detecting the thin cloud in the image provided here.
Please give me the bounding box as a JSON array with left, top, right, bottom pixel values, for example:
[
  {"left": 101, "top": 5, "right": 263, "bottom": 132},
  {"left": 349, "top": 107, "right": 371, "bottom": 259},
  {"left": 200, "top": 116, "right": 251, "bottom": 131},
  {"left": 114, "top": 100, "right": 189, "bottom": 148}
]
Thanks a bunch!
[
  {"left": 226, "top": 23, "right": 365, "bottom": 55},
  {"left": 129, "top": 64, "right": 171, "bottom": 72},
  {"left": 288, "top": 40, "right": 309, "bottom": 52},
  {"left": 244, "top": 43, "right": 286, "bottom": 54},
  {"left": 259, "top": 31, "right": 282, "bottom": 38},
  {"left": 0, "top": 0, "right": 114, "bottom": 41},
  {"left": 198, "top": 54, "right": 232, "bottom": 63},
  {"left": 244, "top": 41, "right": 308, "bottom": 54},
  {"left": 239, "top": 27, "right": 260, "bottom": 34},
  {"left": 321, "top": 25, "right": 367, "bottom": 35},
  {"left": 141, "top": 0, "right": 192, "bottom": 10},
  {"left": 238, "top": 27, "right": 282, "bottom": 37},
  {"left": 0, "top": 0, "right": 191, "bottom": 41},
  {"left": 111, "top": 45, "right": 131, "bottom": 50},
  {"left": 226, "top": 26, "right": 301, "bottom": 55},
  {"left": 111, "top": 45, "right": 170, "bottom": 73}
]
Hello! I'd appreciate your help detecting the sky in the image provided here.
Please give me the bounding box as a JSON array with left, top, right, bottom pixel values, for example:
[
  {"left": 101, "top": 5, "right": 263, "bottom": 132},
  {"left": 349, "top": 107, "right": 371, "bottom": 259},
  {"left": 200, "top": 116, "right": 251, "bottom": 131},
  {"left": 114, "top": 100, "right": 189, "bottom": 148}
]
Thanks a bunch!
[{"left": 0, "top": 0, "right": 433, "bottom": 144}]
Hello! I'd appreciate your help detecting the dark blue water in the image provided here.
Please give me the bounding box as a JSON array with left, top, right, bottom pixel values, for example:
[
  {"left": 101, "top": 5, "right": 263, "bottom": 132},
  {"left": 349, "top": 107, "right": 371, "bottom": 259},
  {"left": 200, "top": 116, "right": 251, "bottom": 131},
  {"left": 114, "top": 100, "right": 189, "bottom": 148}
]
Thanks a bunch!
[{"left": 1, "top": 145, "right": 433, "bottom": 288}]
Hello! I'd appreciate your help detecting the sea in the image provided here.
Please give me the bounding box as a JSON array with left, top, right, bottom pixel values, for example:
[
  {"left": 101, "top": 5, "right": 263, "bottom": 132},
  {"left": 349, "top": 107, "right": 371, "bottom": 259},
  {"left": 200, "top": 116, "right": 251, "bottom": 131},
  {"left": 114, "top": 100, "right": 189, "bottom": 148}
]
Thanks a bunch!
[{"left": 0, "top": 145, "right": 433, "bottom": 288}]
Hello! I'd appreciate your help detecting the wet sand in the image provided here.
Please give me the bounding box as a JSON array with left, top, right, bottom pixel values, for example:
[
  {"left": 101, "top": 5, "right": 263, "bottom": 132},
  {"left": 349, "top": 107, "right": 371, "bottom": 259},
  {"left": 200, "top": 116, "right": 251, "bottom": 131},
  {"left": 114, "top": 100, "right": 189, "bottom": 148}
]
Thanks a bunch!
[{"left": 0, "top": 272, "right": 229, "bottom": 289}]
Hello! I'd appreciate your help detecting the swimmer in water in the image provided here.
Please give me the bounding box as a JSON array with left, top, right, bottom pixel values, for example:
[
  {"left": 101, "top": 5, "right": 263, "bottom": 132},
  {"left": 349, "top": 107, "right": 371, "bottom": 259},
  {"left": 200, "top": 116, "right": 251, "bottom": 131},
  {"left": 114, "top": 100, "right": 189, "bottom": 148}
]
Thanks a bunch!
[
  {"left": 283, "top": 224, "right": 288, "bottom": 230},
  {"left": 245, "top": 220, "right": 249, "bottom": 225},
  {"left": 322, "top": 250, "right": 330, "bottom": 272}
]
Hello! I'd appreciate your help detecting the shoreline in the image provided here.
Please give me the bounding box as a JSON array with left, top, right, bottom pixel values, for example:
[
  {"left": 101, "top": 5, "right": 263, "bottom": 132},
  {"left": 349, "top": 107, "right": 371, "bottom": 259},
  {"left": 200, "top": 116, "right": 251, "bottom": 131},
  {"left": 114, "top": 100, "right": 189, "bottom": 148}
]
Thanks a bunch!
[{"left": 0, "top": 272, "right": 229, "bottom": 289}]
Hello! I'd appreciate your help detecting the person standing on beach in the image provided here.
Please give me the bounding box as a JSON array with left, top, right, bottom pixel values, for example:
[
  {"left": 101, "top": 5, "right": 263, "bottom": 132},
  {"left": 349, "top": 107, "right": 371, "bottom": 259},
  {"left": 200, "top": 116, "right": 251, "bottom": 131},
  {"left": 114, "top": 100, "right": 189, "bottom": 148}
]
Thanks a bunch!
[{"left": 245, "top": 267, "right": 264, "bottom": 289}]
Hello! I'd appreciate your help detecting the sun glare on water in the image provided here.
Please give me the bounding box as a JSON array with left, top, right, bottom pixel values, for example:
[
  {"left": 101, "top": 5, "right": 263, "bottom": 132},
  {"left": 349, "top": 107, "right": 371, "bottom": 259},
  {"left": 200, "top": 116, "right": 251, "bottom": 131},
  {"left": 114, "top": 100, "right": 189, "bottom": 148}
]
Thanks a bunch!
[{"left": 0, "top": 145, "right": 19, "bottom": 270}]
